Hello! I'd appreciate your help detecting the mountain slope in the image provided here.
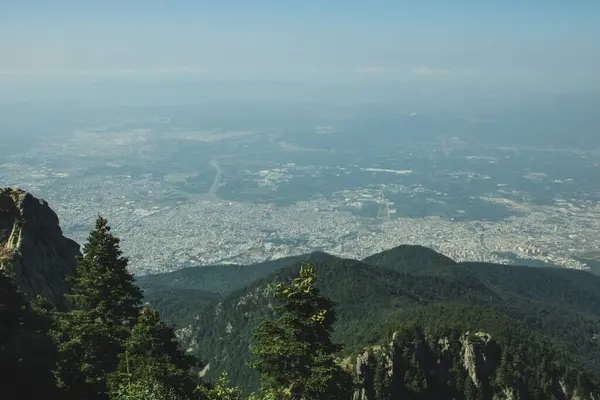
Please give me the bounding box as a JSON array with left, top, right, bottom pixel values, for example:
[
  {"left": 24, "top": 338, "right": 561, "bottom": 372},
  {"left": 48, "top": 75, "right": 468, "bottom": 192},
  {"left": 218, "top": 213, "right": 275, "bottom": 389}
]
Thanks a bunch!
[
  {"left": 0, "top": 188, "right": 80, "bottom": 309},
  {"left": 0, "top": 190, "right": 598, "bottom": 398},
  {"left": 169, "top": 247, "right": 600, "bottom": 393},
  {"left": 136, "top": 251, "right": 340, "bottom": 326},
  {"left": 136, "top": 251, "right": 338, "bottom": 294},
  {"left": 362, "top": 244, "right": 456, "bottom": 272},
  {"left": 141, "top": 286, "right": 222, "bottom": 327},
  {"left": 348, "top": 320, "right": 598, "bottom": 399}
]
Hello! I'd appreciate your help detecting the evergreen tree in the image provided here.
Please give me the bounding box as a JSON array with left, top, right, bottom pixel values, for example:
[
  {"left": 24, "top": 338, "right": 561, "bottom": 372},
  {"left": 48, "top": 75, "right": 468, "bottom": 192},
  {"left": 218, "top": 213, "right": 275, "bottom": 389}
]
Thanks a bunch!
[
  {"left": 197, "top": 371, "right": 245, "bottom": 400},
  {"left": 54, "top": 216, "right": 143, "bottom": 399},
  {"left": 109, "top": 307, "right": 199, "bottom": 398},
  {"left": 249, "top": 263, "right": 354, "bottom": 400},
  {"left": 68, "top": 215, "right": 143, "bottom": 326},
  {"left": 464, "top": 376, "right": 477, "bottom": 400},
  {"left": 111, "top": 378, "right": 190, "bottom": 400},
  {"left": 54, "top": 308, "right": 123, "bottom": 398},
  {"left": 0, "top": 273, "right": 60, "bottom": 400}
]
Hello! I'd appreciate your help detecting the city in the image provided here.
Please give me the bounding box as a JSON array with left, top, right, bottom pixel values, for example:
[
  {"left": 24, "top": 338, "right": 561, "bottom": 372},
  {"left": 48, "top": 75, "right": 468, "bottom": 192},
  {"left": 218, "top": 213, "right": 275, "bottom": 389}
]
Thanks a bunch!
[{"left": 2, "top": 139, "right": 598, "bottom": 274}]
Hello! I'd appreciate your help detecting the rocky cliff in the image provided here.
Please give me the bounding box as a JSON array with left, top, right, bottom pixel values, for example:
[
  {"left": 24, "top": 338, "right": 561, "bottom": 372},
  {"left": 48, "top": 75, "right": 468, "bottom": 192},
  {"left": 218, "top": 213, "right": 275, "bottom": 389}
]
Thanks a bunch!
[
  {"left": 0, "top": 188, "right": 80, "bottom": 309},
  {"left": 347, "top": 325, "right": 597, "bottom": 400}
]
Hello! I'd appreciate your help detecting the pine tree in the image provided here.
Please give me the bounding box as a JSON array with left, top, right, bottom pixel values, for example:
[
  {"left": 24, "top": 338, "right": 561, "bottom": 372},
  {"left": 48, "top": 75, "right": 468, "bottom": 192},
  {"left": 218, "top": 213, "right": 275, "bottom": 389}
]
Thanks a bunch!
[
  {"left": 54, "top": 308, "right": 122, "bottom": 398},
  {"left": 109, "top": 307, "right": 199, "bottom": 398},
  {"left": 249, "top": 263, "right": 354, "bottom": 400},
  {"left": 54, "top": 216, "right": 143, "bottom": 399},
  {"left": 111, "top": 377, "right": 190, "bottom": 400},
  {"left": 68, "top": 215, "right": 142, "bottom": 327},
  {"left": 197, "top": 371, "right": 245, "bottom": 400},
  {"left": 0, "top": 273, "right": 60, "bottom": 400}
]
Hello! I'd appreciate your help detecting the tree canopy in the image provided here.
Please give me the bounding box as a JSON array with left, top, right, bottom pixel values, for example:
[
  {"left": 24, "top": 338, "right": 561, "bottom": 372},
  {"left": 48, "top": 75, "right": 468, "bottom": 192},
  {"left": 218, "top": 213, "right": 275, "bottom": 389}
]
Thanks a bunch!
[{"left": 250, "top": 263, "right": 354, "bottom": 399}]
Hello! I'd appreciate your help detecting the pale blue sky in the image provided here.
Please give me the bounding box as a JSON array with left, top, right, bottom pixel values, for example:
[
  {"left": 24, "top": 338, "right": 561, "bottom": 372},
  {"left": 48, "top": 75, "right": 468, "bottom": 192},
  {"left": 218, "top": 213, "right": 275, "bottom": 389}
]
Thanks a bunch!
[{"left": 1, "top": 1, "right": 599, "bottom": 91}]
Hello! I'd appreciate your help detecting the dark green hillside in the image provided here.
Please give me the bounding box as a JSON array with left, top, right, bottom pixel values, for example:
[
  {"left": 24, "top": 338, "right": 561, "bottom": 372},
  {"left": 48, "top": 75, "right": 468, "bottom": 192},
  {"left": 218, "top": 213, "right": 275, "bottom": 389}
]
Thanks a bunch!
[
  {"left": 141, "top": 286, "right": 221, "bottom": 327},
  {"left": 137, "top": 246, "right": 460, "bottom": 328},
  {"left": 136, "top": 251, "right": 337, "bottom": 294},
  {"left": 348, "top": 318, "right": 597, "bottom": 400},
  {"left": 419, "top": 262, "right": 600, "bottom": 314},
  {"left": 178, "top": 246, "right": 600, "bottom": 392},
  {"left": 408, "top": 262, "right": 600, "bottom": 373},
  {"left": 362, "top": 244, "right": 456, "bottom": 271},
  {"left": 137, "top": 252, "right": 340, "bottom": 327}
]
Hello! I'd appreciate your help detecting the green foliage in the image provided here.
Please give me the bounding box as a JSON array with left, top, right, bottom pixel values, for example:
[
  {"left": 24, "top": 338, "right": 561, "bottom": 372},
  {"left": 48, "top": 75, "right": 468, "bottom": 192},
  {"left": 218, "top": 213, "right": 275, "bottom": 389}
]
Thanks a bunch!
[
  {"left": 111, "top": 378, "right": 190, "bottom": 400},
  {"left": 67, "top": 215, "right": 143, "bottom": 326},
  {"left": 362, "top": 244, "right": 456, "bottom": 272},
  {"left": 353, "top": 322, "right": 599, "bottom": 399},
  {"left": 141, "top": 286, "right": 220, "bottom": 327},
  {"left": 247, "top": 388, "right": 293, "bottom": 400},
  {"left": 109, "top": 307, "right": 199, "bottom": 397},
  {"left": 53, "top": 216, "right": 144, "bottom": 398},
  {"left": 249, "top": 263, "right": 355, "bottom": 400},
  {"left": 197, "top": 371, "right": 246, "bottom": 400},
  {"left": 0, "top": 274, "right": 60, "bottom": 399},
  {"left": 136, "top": 251, "right": 337, "bottom": 294},
  {"left": 53, "top": 308, "right": 124, "bottom": 397},
  {"left": 175, "top": 248, "right": 600, "bottom": 394},
  {"left": 135, "top": 255, "right": 338, "bottom": 328}
]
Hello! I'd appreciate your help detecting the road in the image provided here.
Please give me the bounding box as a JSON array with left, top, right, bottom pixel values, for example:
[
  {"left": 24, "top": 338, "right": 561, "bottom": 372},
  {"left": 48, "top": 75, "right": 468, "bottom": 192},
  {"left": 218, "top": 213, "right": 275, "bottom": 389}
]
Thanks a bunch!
[{"left": 208, "top": 159, "right": 223, "bottom": 198}]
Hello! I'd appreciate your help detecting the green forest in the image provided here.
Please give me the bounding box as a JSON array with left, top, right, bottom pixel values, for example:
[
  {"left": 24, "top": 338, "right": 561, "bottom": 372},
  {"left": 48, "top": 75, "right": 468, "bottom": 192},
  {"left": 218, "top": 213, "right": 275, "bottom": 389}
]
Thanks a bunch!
[{"left": 2, "top": 215, "right": 600, "bottom": 399}]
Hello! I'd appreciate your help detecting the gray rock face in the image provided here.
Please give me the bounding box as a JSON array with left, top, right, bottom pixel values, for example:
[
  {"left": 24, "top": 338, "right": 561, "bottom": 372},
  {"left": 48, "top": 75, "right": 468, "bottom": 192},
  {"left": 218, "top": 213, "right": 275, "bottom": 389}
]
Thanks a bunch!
[
  {"left": 347, "top": 328, "right": 596, "bottom": 400},
  {"left": 0, "top": 188, "right": 80, "bottom": 309},
  {"left": 353, "top": 349, "right": 380, "bottom": 400}
]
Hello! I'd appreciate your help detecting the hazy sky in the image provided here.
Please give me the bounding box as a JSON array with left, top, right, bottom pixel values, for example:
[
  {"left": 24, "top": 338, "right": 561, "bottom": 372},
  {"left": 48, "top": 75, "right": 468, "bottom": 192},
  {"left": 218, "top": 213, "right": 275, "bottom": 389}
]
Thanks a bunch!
[{"left": 1, "top": 1, "right": 600, "bottom": 92}]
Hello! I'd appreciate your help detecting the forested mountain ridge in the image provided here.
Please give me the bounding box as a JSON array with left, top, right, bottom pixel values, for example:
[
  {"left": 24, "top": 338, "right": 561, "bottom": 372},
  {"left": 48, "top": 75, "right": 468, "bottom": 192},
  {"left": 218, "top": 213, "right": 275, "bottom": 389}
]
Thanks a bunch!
[
  {"left": 361, "top": 244, "right": 457, "bottom": 271},
  {"left": 1, "top": 188, "right": 600, "bottom": 399},
  {"left": 137, "top": 252, "right": 339, "bottom": 328},
  {"left": 136, "top": 251, "right": 338, "bottom": 294},
  {"left": 347, "top": 322, "right": 595, "bottom": 400},
  {"left": 143, "top": 248, "right": 600, "bottom": 395}
]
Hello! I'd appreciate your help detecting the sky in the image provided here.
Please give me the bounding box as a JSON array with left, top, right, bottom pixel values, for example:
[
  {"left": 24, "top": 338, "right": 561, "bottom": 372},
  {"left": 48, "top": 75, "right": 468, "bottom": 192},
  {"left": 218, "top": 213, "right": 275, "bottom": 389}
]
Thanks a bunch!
[{"left": 1, "top": 1, "right": 600, "bottom": 96}]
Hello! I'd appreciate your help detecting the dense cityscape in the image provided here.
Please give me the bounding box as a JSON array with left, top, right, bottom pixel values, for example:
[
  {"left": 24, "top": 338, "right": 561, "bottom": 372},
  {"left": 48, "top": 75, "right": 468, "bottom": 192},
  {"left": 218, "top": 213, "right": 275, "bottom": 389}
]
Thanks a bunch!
[{"left": 2, "top": 145, "right": 598, "bottom": 274}]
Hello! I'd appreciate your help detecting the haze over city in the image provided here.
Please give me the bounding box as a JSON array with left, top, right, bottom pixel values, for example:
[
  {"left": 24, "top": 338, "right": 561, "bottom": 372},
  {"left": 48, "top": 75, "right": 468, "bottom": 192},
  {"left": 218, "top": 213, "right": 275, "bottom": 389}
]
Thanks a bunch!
[
  {"left": 1, "top": 0, "right": 599, "bottom": 275},
  {"left": 2, "top": 1, "right": 600, "bottom": 100},
  {"left": 4, "top": 2, "right": 600, "bottom": 399}
]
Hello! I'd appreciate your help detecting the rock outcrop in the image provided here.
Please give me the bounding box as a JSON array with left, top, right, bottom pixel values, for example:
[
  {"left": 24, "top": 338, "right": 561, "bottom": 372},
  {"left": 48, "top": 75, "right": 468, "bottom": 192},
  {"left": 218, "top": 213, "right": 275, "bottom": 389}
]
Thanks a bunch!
[
  {"left": 0, "top": 188, "right": 80, "bottom": 309},
  {"left": 348, "top": 326, "right": 597, "bottom": 400}
]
